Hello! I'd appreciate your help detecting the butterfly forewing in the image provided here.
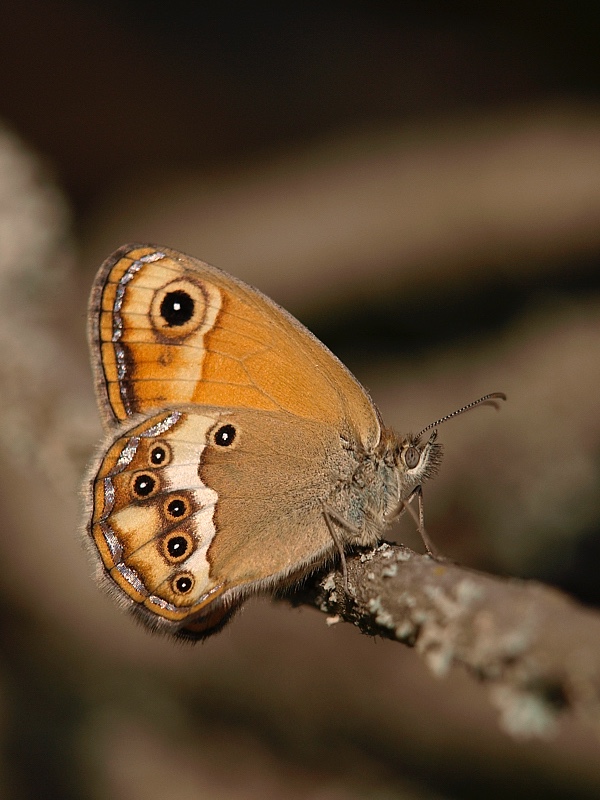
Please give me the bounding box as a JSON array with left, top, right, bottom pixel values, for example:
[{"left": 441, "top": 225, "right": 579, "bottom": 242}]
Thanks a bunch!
[{"left": 89, "top": 244, "right": 380, "bottom": 451}]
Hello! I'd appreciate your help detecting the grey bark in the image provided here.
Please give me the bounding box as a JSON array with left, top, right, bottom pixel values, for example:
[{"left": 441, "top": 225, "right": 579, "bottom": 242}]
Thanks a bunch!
[{"left": 290, "top": 542, "right": 600, "bottom": 740}]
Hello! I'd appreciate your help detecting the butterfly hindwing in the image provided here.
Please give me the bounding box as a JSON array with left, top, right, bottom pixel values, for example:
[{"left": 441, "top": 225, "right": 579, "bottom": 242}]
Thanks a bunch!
[{"left": 88, "top": 406, "right": 348, "bottom": 639}]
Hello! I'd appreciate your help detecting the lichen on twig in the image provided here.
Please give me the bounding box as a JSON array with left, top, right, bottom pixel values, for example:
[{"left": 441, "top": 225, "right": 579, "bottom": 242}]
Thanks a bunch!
[{"left": 291, "top": 542, "right": 600, "bottom": 740}]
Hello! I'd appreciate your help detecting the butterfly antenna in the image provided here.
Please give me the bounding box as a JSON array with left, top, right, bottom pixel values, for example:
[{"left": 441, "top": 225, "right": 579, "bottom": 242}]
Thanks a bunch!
[{"left": 416, "top": 392, "right": 506, "bottom": 439}]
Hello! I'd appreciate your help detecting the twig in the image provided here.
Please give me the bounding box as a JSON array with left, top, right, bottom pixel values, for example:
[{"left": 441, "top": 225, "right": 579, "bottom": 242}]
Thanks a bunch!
[{"left": 290, "top": 542, "right": 600, "bottom": 741}]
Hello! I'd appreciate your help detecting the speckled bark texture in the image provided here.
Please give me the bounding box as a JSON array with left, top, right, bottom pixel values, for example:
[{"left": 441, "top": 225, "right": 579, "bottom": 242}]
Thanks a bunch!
[{"left": 294, "top": 542, "right": 600, "bottom": 740}]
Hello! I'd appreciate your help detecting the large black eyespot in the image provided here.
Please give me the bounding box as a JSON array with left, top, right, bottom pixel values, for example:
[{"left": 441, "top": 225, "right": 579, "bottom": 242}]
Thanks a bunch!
[
  {"left": 214, "top": 423, "right": 236, "bottom": 447},
  {"left": 132, "top": 473, "right": 156, "bottom": 497},
  {"left": 404, "top": 447, "right": 420, "bottom": 469},
  {"left": 150, "top": 444, "right": 169, "bottom": 466},
  {"left": 151, "top": 279, "right": 208, "bottom": 338},
  {"left": 167, "top": 535, "right": 189, "bottom": 558},
  {"left": 160, "top": 290, "right": 194, "bottom": 327},
  {"left": 166, "top": 498, "right": 187, "bottom": 518},
  {"left": 172, "top": 573, "right": 194, "bottom": 594}
]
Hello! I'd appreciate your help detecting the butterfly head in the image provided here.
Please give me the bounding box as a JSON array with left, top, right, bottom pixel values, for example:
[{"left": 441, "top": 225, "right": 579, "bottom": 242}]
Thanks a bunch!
[
  {"left": 389, "top": 391, "right": 507, "bottom": 499},
  {"left": 372, "top": 393, "right": 507, "bottom": 536},
  {"left": 377, "top": 427, "right": 443, "bottom": 511},
  {"left": 399, "top": 429, "right": 442, "bottom": 480}
]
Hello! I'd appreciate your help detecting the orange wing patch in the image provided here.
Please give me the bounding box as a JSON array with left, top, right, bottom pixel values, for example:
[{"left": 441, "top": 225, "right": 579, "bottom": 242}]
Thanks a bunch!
[{"left": 94, "top": 247, "right": 225, "bottom": 420}]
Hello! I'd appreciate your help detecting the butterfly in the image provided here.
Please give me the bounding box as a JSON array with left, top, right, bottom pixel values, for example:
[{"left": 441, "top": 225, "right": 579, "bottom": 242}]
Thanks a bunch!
[{"left": 85, "top": 244, "right": 504, "bottom": 640}]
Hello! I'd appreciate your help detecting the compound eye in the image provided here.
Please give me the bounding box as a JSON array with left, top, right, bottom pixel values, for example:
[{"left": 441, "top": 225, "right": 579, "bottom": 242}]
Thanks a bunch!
[{"left": 404, "top": 447, "right": 420, "bottom": 470}]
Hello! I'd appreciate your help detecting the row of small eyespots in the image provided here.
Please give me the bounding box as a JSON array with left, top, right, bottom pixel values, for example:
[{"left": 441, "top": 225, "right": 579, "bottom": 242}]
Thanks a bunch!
[
  {"left": 130, "top": 474, "right": 195, "bottom": 570},
  {"left": 128, "top": 425, "right": 238, "bottom": 594},
  {"left": 130, "top": 422, "right": 237, "bottom": 505}
]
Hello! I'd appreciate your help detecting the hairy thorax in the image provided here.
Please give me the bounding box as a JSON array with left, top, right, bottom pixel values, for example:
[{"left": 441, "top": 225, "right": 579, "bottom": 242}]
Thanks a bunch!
[{"left": 329, "top": 425, "right": 442, "bottom": 547}]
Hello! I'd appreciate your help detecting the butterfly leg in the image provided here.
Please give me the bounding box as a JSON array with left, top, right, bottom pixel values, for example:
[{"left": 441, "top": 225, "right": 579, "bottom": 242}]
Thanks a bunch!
[
  {"left": 411, "top": 486, "right": 440, "bottom": 558},
  {"left": 320, "top": 502, "right": 356, "bottom": 592},
  {"left": 386, "top": 487, "right": 440, "bottom": 559}
]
